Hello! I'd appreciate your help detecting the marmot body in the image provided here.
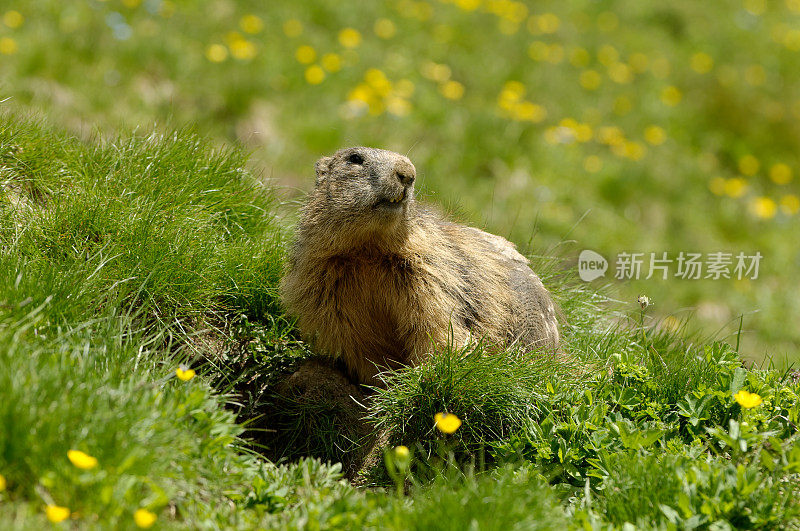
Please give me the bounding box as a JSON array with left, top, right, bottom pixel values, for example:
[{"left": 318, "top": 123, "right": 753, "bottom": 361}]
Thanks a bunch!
[{"left": 281, "top": 147, "right": 559, "bottom": 385}]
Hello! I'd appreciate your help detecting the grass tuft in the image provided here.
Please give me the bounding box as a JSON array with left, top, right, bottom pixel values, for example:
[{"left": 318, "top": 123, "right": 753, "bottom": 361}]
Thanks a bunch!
[{"left": 368, "top": 337, "right": 586, "bottom": 458}]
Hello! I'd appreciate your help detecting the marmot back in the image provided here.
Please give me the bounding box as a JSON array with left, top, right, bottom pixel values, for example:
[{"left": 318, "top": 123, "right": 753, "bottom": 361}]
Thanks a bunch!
[{"left": 280, "top": 147, "right": 559, "bottom": 385}]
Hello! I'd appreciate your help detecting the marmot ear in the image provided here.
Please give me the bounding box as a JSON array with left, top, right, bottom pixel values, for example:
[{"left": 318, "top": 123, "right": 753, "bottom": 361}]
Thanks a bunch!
[{"left": 314, "top": 156, "right": 332, "bottom": 184}]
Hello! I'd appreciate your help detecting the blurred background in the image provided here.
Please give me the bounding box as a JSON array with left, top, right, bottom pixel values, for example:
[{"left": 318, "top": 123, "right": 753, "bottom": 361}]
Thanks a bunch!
[{"left": 1, "top": 0, "right": 798, "bottom": 363}]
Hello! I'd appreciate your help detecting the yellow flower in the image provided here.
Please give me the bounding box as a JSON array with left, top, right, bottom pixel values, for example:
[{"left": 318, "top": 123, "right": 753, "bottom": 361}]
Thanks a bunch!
[
  {"left": 544, "top": 126, "right": 569, "bottom": 145},
  {"left": 239, "top": 14, "right": 263, "bottom": 34},
  {"left": 579, "top": 70, "right": 602, "bottom": 91},
  {"left": 559, "top": 117, "right": 578, "bottom": 129},
  {"left": 511, "top": 102, "right": 546, "bottom": 122},
  {"left": 622, "top": 141, "right": 646, "bottom": 161},
  {"left": 134, "top": 508, "right": 157, "bottom": 529},
  {"left": 46, "top": 505, "right": 70, "bottom": 523},
  {"left": 629, "top": 52, "right": 649, "bottom": 73},
  {"left": 583, "top": 155, "right": 603, "bottom": 173},
  {"left": 644, "top": 125, "right": 667, "bottom": 146},
  {"left": 176, "top": 367, "right": 195, "bottom": 381},
  {"left": 660, "top": 86, "right": 682, "bottom": 106},
  {"left": 780, "top": 194, "right": 800, "bottom": 215},
  {"left": 573, "top": 123, "right": 593, "bottom": 142},
  {"left": 229, "top": 39, "right": 256, "bottom": 60},
  {"left": 597, "top": 45, "right": 619, "bottom": 67},
  {"left": 0, "top": 37, "right": 17, "bottom": 55},
  {"left": 421, "top": 61, "right": 451, "bottom": 82},
  {"left": 0, "top": 473, "right": 6, "bottom": 491},
  {"left": 738, "top": 154, "right": 760, "bottom": 176},
  {"left": 690, "top": 52, "right": 714, "bottom": 74},
  {"left": 386, "top": 96, "right": 411, "bottom": 117},
  {"left": 708, "top": 176, "right": 726, "bottom": 195},
  {"left": 374, "top": 18, "right": 396, "bottom": 39},
  {"left": 724, "top": 177, "right": 747, "bottom": 198},
  {"left": 348, "top": 83, "right": 373, "bottom": 104},
  {"left": 769, "top": 163, "right": 793, "bottom": 184},
  {"left": 456, "top": 0, "right": 481, "bottom": 11},
  {"left": 205, "top": 44, "right": 227, "bottom": 63},
  {"left": 569, "top": 47, "right": 590, "bottom": 67},
  {"left": 67, "top": 449, "right": 98, "bottom": 470},
  {"left": 597, "top": 126, "right": 625, "bottom": 146},
  {"left": 394, "top": 79, "right": 415, "bottom": 98},
  {"left": 608, "top": 63, "right": 632, "bottom": 84},
  {"left": 3, "top": 10, "right": 24, "bottom": 29},
  {"left": 365, "top": 68, "right": 389, "bottom": 87},
  {"left": 784, "top": 29, "right": 800, "bottom": 51},
  {"left": 305, "top": 65, "right": 325, "bottom": 85},
  {"left": 528, "top": 42, "right": 563, "bottom": 63},
  {"left": 434, "top": 412, "right": 462, "bottom": 434},
  {"left": 394, "top": 445, "right": 409, "bottom": 459},
  {"left": 159, "top": 1, "right": 175, "bottom": 18},
  {"left": 338, "top": 28, "right": 362, "bottom": 48},
  {"left": 497, "top": 93, "right": 517, "bottom": 111},
  {"left": 750, "top": 196, "right": 777, "bottom": 219},
  {"left": 744, "top": 0, "right": 766, "bottom": 15},
  {"left": 537, "top": 13, "right": 560, "bottom": 33},
  {"left": 440, "top": 80, "right": 465, "bottom": 100},
  {"left": 411, "top": 1, "right": 433, "bottom": 20},
  {"left": 321, "top": 53, "right": 342, "bottom": 73},
  {"left": 500, "top": 80, "right": 524, "bottom": 99},
  {"left": 364, "top": 69, "right": 391, "bottom": 98},
  {"left": 734, "top": 389, "right": 763, "bottom": 408},
  {"left": 283, "top": 19, "right": 303, "bottom": 37},
  {"left": 295, "top": 45, "right": 316, "bottom": 65}
]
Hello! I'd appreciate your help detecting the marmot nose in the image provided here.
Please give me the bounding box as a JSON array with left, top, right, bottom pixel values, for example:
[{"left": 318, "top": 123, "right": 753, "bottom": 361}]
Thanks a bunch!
[{"left": 394, "top": 160, "right": 416, "bottom": 186}]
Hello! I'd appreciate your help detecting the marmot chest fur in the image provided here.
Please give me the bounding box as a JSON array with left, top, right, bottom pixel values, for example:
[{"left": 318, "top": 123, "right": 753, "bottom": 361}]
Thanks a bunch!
[{"left": 280, "top": 147, "right": 559, "bottom": 385}]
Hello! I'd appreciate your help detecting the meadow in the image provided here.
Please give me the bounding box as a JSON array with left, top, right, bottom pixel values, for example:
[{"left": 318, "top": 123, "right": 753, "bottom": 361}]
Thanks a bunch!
[{"left": 1, "top": 0, "right": 799, "bottom": 529}]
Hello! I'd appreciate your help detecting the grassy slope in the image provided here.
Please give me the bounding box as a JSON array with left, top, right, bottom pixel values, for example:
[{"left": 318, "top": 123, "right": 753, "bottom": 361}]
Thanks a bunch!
[
  {"left": 2, "top": 112, "right": 799, "bottom": 529},
  {"left": 0, "top": 112, "right": 575, "bottom": 529},
  {"left": 0, "top": 112, "right": 287, "bottom": 527}
]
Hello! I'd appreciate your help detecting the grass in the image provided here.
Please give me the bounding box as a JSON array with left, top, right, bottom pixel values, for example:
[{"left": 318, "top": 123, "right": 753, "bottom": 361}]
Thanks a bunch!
[
  {"left": 0, "top": 107, "right": 799, "bottom": 528},
  {"left": 595, "top": 450, "right": 800, "bottom": 528},
  {"left": 368, "top": 338, "right": 584, "bottom": 461},
  {"left": 0, "top": 114, "right": 284, "bottom": 327},
  {"left": 1, "top": 1, "right": 800, "bottom": 527}
]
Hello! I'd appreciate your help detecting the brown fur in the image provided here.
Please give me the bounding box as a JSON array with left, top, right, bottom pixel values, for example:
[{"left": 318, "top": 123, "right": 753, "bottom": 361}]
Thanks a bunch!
[{"left": 281, "top": 147, "right": 559, "bottom": 385}]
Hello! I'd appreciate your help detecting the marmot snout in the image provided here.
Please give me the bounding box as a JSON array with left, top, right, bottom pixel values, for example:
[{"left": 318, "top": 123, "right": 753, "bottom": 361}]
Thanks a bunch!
[{"left": 281, "top": 146, "right": 560, "bottom": 385}]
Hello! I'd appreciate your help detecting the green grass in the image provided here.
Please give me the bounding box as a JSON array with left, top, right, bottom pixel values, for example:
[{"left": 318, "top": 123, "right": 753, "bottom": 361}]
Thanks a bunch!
[
  {"left": 1, "top": 106, "right": 799, "bottom": 528},
  {"left": 593, "top": 450, "right": 800, "bottom": 528},
  {"left": 2, "top": 1, "right": 800, "bottom": 526},
  {"left": 368, "top": 340, "right": 583, "bottom": 459},
  {"left": 0, "top": 114, "right": 284, "bottom": 327}
]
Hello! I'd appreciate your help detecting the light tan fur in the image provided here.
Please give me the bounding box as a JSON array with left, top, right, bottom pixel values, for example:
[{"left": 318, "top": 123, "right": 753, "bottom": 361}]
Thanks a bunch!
[{"left": 281, "top": 147, "right": 559, "bottom": 385}]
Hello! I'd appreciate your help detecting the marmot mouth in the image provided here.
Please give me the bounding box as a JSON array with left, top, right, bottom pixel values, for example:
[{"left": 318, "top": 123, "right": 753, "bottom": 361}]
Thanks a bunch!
[{"left": 374, "top": 188, "right": 407, "bottom": 209}]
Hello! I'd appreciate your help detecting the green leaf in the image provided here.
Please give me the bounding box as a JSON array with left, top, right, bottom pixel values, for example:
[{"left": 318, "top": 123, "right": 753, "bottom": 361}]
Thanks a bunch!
[{"left": 729, "top": 367, "right": 747, "bottom": 395}]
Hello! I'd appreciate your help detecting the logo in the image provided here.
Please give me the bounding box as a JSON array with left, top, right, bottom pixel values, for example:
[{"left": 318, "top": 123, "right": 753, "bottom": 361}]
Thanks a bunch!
[
  {"left": 576, "top": 250, "right": 762, "bottom": 281},
  {"left": 578, "top": 249, "right": 608, "bottom": 281}
]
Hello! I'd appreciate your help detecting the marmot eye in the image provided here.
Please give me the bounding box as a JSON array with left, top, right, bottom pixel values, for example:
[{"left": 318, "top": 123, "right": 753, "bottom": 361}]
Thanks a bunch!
[{"left": 346, "top": 153, "right": 364, "bottom": 165}]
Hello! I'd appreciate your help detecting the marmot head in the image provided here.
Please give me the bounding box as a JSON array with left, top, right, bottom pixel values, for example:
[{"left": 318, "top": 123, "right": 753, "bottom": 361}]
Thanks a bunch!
[{"left": 311, "top": 146, "right": 416, "bottom": 230}]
